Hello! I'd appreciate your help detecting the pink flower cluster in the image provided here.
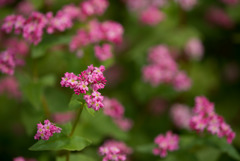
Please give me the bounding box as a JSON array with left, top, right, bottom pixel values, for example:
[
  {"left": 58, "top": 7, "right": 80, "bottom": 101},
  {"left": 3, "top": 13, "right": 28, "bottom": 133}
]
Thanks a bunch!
[
  {"left": 170, "top": 104, "right": 192, "bottom": 129},
  {"left": 70, "top": 19, "right": 123, "bottom": 61},
  {"left": 206, "top": 7, "right": 234, "bottom": 29},
  {"left": 190, "top": 96, "right": 236, "bottom": 144},
  {"left": 221, "top": 0, "right": 239, "bottom": 5},
  {"left": 123, "top": 0, "right": 166, "bottom": 26},
  {"left": 0, "top": 38, "right": 29, "bottom": 75},
  {"left": 61, "top": 65, "right": 106, "bottom": 111},
  {"left": 142, "top": 45, "right": 192, "bottom": 91},
  {"left": 99, "top": 140, "right": 132, "bottom": 161},
  {"left": 0, "top": 76, "right": 21, "bottom": 99},
  {"left": 184, "top": 38, "right": 204, "bottom": 60},
  {"left": 13, "top": 157, "right": 36, "bottom": 161},
  {"left": 1, "top": 0, "right": 109, "bottom": 45},
  {"left": 52, "top": 111, "right": 75, "bottom": 124},
  {"left": 34, "top": 120, "right": 62, "bottom": 140},
  {"left": 103, "top": 97, "right": 133, "bottom": 131},
  {"left": 0, "top": 0, "right": 14, "bottom": 7},
  {"left": 175, "top": 0, "right": 198, "bottom": 11},
  {"left": 153, "top": 131, "right": 179, "bottom": 158}
]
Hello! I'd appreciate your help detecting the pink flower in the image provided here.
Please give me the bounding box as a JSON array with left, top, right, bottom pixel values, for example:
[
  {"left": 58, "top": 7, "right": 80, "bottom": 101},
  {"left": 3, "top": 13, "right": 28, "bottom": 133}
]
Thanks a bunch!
[
  {"left": 221, "top": 0, "right": 239, "bottom": 5},
  {"left": 140, "top": 6, "right": 165, "bottom": 26},
  {"left": 52, "top": 111, "right": 75, "bottom": 124},
  {"left": 101, "top": 21, "right": 124, "bottom": 44},
  {"left": 175, "top": 0, "right": 198, "bottom": 11},
  {"left": 61, "top": 65, "right": 107, "bottom": 111},
  {"left": 190, "top": 96, "right": 236, "bottom": 144},
  {"left": 206, "top": 7, "right": 234, "bottom": 29},
  {"left": 16, "top": 1, "right": 35, "bottom": 16},
  {"left": 184, "top": 38, "right": 204, "bottom": 60},
  {"left": 1, "top": 15, "right": 17, "bottom": 33},
  {"left": 173, "top": 71, "right": 192, "bottom": 91},
  {"left": 34, "top": 120, "right": 62, "bottom": 140},
  {"left": 170, "top": 104, "right": 192, "bottom": 129},
  {"left": 0, "top": 50, "right": 16, "bottom": 75},
  {"left": 94, "top": 44, "right": 113, "bottom": 61},
  {"left": 153, "top": 131, "right": 179, "bottom": 158},
  {"left": 99, "top": 140, "right": 132, "bottom": 161},
  {"left": 0, "top": 76, "right": 21, "bottom": 99},
  {"left": 114, "top": 118, "right": 133, "bottom": 131},
  {"left": 13, "top": 156, "right": 37, "bottom": 161}
]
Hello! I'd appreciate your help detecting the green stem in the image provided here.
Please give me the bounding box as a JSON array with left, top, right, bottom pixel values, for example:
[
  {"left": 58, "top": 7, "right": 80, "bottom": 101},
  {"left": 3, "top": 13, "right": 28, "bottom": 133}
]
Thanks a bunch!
[
  {"left": 66, "top": 151, "right": 70, "bottom": 161},
  {"left": 69, "top": 104, "right": 84, "bottom": 137},
  {"left": 41, "top": 95, "right": 51, "bottom": 119}
]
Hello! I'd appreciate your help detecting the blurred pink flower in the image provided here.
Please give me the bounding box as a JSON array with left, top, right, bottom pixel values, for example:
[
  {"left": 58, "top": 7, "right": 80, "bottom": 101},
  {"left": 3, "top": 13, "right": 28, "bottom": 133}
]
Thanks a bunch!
[
  {"left": 0, "top": 76, "right": 21, "bottom": 99},
  {"left": 94, "top": 44, "right": 113, "bottom": 61},
  {"left": 52, "top": 111, "right": 75, "bottom": 124},
  {"left": 170, "top": 104, "right": 192, "bottom": 129},
  {"left": 148, "top": 97, "right": 167, "bottom": 115},
  {"left": 184, "top": 38, "right": 204, "bottom": 60},
  {"left": 175, "top": 0, "right": 198, "bottom": 11},
  {"left": 17, "top": 1, "right": 35, "bottom": 16},
  {"left": 153, "top": 131, "right": 179, "bottom": 158},
  {"left": 173, "top": 71, "right": 192, "bottom": 91},
  {"left": 206, "top": 7, "right": 234, "bottom": 29},
  {"left": 114, "top": 118, "right": 133, "bottom": 131},
  {"left": 140, "top": 6, "right": 165, "bottom": 26},
  {"left": 221, "top": 0, "right": 239, "bottom": 5}
]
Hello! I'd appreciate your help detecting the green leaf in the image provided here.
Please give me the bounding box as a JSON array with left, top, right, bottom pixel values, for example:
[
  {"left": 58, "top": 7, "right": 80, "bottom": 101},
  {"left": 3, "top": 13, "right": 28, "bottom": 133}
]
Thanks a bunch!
[
  {"left": 29, "top": 135, "right": 91, "bottom": 151},
  {"left": 31, "top": 34, "right": 71, "bottom": 58},
  {"left": 135, "top": 143, "right": 155, "bottom": 154},
  {"left": 69, "top": 94, "right": 83, "bottom": 110},
  {"left": 207, "top": 136, "right": 240, "bottom": 161},
  {"left": 84, "top": 104, "right": 96, "bottom": 117},
  {"left": 57, "top": 154, "right": 95, "bottom": 161},
  {"left": 39, "top": 74, "right": 56, "bottom": 87}
]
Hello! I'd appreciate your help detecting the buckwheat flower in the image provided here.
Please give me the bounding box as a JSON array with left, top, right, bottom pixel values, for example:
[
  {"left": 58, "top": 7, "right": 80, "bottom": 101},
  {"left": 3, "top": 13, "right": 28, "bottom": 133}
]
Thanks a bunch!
[
  {"left": 221, "top": 0, "right": 239, "bottom": 5},
  {"left": 13, "top": 157, "right": 25, "bottom": 161},
  {"left": 52, "top": 111, "right": 75, "bottom": 124},
  {"left": 153, "top": 131, "right": 179, "bottom": 158},
  {"left": 140, "top": 6, "right": 165, "bottom": 26},
  {"left": 175, "top": 0, "right": 198, "bottom": 11},
  {"left": 103, "top": 97, "right": 124, "bottom": 119},
  {"left": 34, "top": 120, "right": 61, "bottom": 140},
  {"left": 0, "top": 76, "right": 21, "bottom": 99},
  {"left": 81, "top": 1, "right": 95, "bottom": 16},
  {"left": 184, "top": 38, "right": 204, "bottom": 60},
  {"left": 61, "top": 65, "right": 106, "bottom": 111},
  {"left": 89, "top": 20, "right": 104, "bottom": 42},
  {"left": 22, "top": 12, "right": 47, "bottom": 45},
  {"left": 5, "top": 38, "right": 29, "bottom": 56},
  {"left": 99, "top": 140, "right": 132, "bottom": 161},
  {"left": 173, "top": 71, "right": 192, "bottom": 91},
  {"left": 206, "top": 7, "right": 234, "bottom": 29},
  {"left": 101, "top": 21, "right": 124, "bottom": 44},
  {"left": 62, "top": 4, "right": 81, "bottom": 19},
  {"left": 70, "top": 29, "right": 90, "bottom": 51},
  {"left": 16, "top": 1, "right": 35, "bottom": 16},
  {"left": 0, "top": 50, "right": 16, "bottom": 75},
  {"left": 94, "top": 44, "right": 113, "bottom": 61},
  {"left": 170, "top": 104, "right": 192, "bottom": 129},
  {"left": 0, "top": 0, "right": 14, "bottom": 7},
  {"left": 14, "top": 15, "right": 26, "bottom": 34},
  {"left": 190, "top": 96, "right": 236, "bottom": 144},
  {"left": 1, "top": 15, "right": 16, "bottom": 33},
  {"left": 91, "top": 0, "right": 109, "bottom": 15},
  {"left": 114, "top": 118, "right": 133, "bottom": 131}
]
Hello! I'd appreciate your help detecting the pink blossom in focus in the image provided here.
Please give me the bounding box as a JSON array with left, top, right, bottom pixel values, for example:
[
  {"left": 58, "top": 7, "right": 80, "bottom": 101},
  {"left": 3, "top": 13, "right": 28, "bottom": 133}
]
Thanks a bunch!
[
  {"left": 99, "top": 140, "right": 132, "bottom": 161},
  {"left": 0, "top": 76, "right": 21, "bottom": 99},
  {"left": 190, "top": 96, "right": 236, "bottom": 144},
  {"left": 52, "top": 111, "right": 75, "bottom": 124},
  {"left": 206, "top": 7, "right": 234, "bottom": 29},
  {"left": 34, "top": 120, "right": 62, "bottom": 140},
  {"left": 61, "top": 65, "right": 107, "bottom": 111},
  {"left": 140, "top": 6, "right": 165, "bottom": 26},
  {"left": 184, "top": 38, "right": 204, "bottom": 60},
  {"left": 94, "top": 44, "right": 113, "bottom": 61},
  {"left": 173, "top": 71, "right": 192, "bottom": 91},
  {"left": 153, "top": 131, "right": 179, "bottom": 158},
  {"left": 170, "top": 104, "right": 192, "bottom": 129}
]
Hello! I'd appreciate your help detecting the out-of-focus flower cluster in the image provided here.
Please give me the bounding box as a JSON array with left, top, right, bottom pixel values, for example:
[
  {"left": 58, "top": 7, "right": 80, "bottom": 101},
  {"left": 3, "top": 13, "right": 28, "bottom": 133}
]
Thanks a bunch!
[
  {"left": 61, "top": 65, "right": 106, "bottom": 111},
  {"left": 103, "top": 97, "right": 133, "bottom": 131},
  {"left": 190, "top": 96, "right": 236, "bottom": 144},
  {"left": 13, "top": 156, "right": 37, "bottom": 161},
  {"left": 0, "top": 76, "right": 21, "bottom": 99},
  {"left": 70, "top": 19, "right": 123, "bottom": 61},
  {"left": 99, "top": 140, "right": 132, "bottom": 161},
  {"left": 170, "top": 104, "right": 192, "bottom": 129},
  {"left": 142, "top": 45, "right": 192, "bottom": 91},
  {"left": 184, "top": 38, "right": 204, "bottom": 61},
  {"left": 34, "top": 120, "right": 62, "bottom": 140},
  {"left": 0, "top": 38, "right": 29, "bottom": 75},
  {"left": 1, "top": 0, "right": 109, "bottom": 45},
  {"left": 153, "top": 131, "right": 179, "bottom": 158}
]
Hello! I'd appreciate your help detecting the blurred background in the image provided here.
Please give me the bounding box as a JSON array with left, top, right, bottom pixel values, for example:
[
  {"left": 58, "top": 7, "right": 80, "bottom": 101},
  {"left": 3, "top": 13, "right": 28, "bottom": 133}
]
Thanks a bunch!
[{"left": 0, "top": 0, "right": 240, "bottom": 161}]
